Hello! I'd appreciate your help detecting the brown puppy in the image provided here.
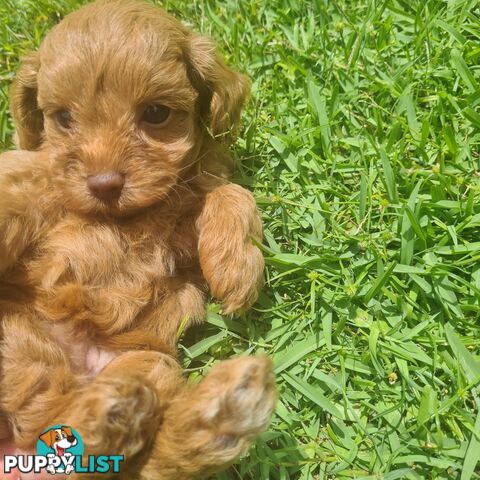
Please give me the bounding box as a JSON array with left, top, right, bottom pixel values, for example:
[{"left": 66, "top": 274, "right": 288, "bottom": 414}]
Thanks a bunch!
[{"left": 0, "top": 0, "right": 276, "bottom": 478}]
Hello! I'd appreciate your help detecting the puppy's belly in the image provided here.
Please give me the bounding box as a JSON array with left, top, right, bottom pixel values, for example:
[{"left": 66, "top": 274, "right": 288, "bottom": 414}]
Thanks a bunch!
[
  {"left": 47, "top": 323, "right": 117, "bottom": 376},
  {"left": 85, "top": 345, "right": 118, "bottom": 374}
]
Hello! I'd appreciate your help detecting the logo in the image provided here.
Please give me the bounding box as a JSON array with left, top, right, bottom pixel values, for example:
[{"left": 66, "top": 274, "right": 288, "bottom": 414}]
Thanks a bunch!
[{"left": 3, "top": 425, "right": 124, "bottom": 475}]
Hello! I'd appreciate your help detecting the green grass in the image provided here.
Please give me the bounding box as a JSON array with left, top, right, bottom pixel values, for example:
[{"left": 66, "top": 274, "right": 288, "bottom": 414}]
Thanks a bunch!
[{"left": 2, "top": 0, "right": 480, "bottom": 478}]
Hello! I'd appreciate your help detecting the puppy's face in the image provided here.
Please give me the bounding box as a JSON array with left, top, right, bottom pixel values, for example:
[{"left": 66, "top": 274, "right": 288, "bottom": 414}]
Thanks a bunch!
[{"left": 11, "top": 0, "right": 250, "bottom": 216}]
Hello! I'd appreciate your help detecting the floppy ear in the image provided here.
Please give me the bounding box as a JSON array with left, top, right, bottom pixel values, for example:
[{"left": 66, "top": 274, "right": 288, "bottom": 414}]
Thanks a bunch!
[
  {"left": 62, "top": 426, "right": 73, "bottom": 436},
  {"left": 10, "top": 51, "right": 44, "bottom": 150},
  {"left": 185, "top": 35, "right": 250, "bottom": 142},
  {"left": 39, "top": 429, "right": 55, "bottom": 447}
]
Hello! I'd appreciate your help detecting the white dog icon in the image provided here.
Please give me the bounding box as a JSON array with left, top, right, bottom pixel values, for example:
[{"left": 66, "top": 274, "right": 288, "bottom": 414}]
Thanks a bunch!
[{"left": 39, "top": 426, "right": 77, "bottom": 475}]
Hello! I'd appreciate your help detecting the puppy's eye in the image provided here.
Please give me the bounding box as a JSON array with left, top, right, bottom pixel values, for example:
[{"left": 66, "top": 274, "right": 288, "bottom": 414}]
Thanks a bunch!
[
  {"left": 56, "top": 109, "right": 73, "bottom": 129},
  {"left": 141, "top": 104, "right": 170, "bottom": 125}
]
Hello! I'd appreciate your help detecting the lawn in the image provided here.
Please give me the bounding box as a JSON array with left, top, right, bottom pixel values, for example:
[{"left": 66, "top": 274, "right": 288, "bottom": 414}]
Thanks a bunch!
[{"left": 1, "top": 0, "right": 480, "bottom": 479}]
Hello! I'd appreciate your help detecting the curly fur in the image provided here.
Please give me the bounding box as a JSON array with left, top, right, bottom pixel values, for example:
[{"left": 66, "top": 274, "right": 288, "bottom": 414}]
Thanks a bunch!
[{"left": 0, "top": 1, "right": 276, "bottom": 478}]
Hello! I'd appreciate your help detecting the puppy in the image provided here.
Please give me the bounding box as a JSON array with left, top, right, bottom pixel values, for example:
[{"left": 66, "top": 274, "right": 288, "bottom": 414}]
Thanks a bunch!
[{"left": 0, "top": 0, "right": 276, "bottom": 478}]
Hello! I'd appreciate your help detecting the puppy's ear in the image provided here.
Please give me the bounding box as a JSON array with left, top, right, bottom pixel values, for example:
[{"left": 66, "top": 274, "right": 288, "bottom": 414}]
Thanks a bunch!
[
  {"left": 39, "top": 429, "right": 55, "bottom": 447},
  {"left": 186, "top": 35, "right": 250, "bottom": 142},
  {"left": 62, "top": 426, "right": 73, "bottom": 437},
  {"left": 10, "top": 51, "right": 44, "bottom": 150}
]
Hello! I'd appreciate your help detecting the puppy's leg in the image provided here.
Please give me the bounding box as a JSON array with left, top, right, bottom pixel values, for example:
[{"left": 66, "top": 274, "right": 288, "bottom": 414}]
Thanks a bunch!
[
  {"left": 1, "top": 316, "right": 167, "bottom": 462},
  {"left": 63, "top": 351, "right": 182, "bottom": 466},
  {"left": 0, "top": 313, "right": 78, "bottom": 447},
  {"left": 138, "top": 356, "right": 277, "bottom": 480},
  {"left": 0, "top": 151, "right": 57, "bottom": 274},
  {"left": 154, "top": 282, "right": 206, "bottom": 347},
  {"left": 197, "top": 184, "right": 264, "bottom": 314}
]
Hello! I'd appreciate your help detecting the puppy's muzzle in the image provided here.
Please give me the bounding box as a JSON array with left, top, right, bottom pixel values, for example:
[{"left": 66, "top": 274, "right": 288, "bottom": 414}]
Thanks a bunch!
[{"left": 87, "top": 172, "right": 124, "bottom": 202}]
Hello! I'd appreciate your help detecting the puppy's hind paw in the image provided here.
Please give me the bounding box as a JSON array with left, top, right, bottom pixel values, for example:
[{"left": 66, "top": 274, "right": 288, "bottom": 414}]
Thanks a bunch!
[
  {"left": 136, "top": 356, "right": 276, "bottom": 479},
  {"left": 199, "top": 355, "right": 277, "bottom": 441},
  {"left": 66, "top": 376, "right": 160, "bottom": 459}
]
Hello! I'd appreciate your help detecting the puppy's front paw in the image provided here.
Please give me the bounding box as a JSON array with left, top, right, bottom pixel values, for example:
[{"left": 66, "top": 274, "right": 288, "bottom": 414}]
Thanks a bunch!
[
  {"left": 206, "top": 242, "right": 264, "bottom": 315},
  {"left": 198, "top": 183, "right": 265, "bottom": 315},
  {"left": 199, "top": 356, "right": 277, "bottom": 446},
  {"left": 66, "top": 376, "right": 160, "bottom": 459}
]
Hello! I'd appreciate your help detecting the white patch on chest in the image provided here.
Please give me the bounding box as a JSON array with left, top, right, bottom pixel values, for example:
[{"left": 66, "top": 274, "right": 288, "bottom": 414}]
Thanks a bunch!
[{"left": 47, "top": 323, "right": 117, "bottom": 376}]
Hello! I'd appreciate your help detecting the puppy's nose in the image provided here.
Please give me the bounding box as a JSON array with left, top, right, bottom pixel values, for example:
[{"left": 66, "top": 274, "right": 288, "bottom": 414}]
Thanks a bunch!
[
  {"left": 87, "top": 172, "right": 124, "bottom": 202},
  {"left": 66, "top": 435, "right": 76, "bottom": 443}
]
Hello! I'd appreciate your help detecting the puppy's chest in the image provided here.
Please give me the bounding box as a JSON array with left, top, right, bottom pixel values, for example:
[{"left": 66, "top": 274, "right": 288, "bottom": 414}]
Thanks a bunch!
[
  {"left": 30, "top": 215, "right": 179, "bottom": 291},
  {"left": 21, "top": 214, "right": 197, "bottom": 374},
  {"left": 22, "top": 215, "right": 194, "bottom": 372}
]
